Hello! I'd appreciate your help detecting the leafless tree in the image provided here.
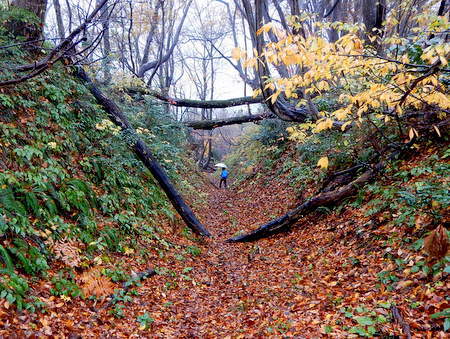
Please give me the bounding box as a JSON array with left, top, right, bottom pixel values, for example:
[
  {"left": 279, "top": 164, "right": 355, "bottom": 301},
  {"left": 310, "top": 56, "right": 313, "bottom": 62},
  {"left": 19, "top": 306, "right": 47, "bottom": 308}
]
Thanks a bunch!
[
  {"left": 97, "top": 0, "right": 112, "bottom": 84},
  {"left": 52, "top": 0, "right": 65, "bottom": 38},
  {"left": 0, "top": 0, "right": 112, "bottom": 87}
]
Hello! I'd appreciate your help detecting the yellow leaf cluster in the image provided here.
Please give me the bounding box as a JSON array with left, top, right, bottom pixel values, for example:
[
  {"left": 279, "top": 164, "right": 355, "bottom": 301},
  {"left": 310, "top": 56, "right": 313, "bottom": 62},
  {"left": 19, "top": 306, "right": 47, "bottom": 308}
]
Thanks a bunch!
[
  {"left": 286, "top": 126, "right": 307, "bottom": 141},
  {"left": 238, "top": 13, "right": 448, "bottom": 139},
  {"left": 256, "top": 23, "right": 274, "bottom": 35},
  {"left": 314, "top": 118, "right": 334, "bottom": 132},
  {"left": 317, "top": 157, "right": 329, "bottom": 170}
]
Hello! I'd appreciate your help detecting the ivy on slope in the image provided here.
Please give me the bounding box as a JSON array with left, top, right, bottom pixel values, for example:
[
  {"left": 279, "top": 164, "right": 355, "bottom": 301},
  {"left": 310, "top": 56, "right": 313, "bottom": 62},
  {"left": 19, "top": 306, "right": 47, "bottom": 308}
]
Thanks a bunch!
[{"left": 0, "top": 64, "right": 193, "bottom": 310}]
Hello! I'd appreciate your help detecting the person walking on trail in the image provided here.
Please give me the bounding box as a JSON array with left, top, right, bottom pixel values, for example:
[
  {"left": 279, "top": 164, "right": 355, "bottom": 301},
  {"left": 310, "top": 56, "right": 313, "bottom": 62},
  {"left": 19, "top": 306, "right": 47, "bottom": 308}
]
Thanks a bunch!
[{"left": 220, "top": 167, "right": 228, "bottom": 188}]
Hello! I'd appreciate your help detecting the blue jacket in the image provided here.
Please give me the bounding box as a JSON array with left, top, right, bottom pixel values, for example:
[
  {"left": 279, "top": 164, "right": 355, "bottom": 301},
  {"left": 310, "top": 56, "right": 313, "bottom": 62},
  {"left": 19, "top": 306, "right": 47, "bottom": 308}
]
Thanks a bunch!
[{"left": 221, "top": 169, "right": 228, "bottom": 179}]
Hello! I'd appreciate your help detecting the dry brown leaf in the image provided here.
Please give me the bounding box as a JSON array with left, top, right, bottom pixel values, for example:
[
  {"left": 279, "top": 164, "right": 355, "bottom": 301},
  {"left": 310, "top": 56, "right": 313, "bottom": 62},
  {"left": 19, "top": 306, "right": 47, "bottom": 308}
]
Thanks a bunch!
[
  {"left": 414, "top": 214, "right": 433, "bottom": 230},
  {"left": 53, "top": 238, "right": 82, "bottom": 268},
  {"left": 423, "top": 225, "right": 449, "bottom": 260},
  {"left": 396, "top": 280, "right": 413, "bottom": 290},
  {"left": 79, "top": 268, "right": 115, "bottom": 297}
]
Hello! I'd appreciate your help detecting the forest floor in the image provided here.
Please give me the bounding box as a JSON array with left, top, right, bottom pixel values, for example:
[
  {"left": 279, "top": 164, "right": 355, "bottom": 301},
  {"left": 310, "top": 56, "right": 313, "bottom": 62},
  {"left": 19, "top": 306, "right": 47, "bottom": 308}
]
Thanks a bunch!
[{"left": 0, "top": 169, "right": 447, "bottom": 338}]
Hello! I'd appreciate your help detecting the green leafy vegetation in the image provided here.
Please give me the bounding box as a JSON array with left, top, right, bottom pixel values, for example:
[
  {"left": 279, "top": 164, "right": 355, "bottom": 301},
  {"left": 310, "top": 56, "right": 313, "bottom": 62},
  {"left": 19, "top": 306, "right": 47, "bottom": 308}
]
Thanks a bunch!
[{"left": 0, "top": 23, "right": 196, "bottom": 309}]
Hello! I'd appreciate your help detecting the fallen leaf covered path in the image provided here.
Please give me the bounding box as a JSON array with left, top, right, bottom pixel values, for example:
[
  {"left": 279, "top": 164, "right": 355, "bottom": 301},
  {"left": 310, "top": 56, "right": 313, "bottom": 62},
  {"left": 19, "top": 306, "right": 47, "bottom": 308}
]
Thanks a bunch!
[{"left": 1, "top": 173, "right": 447, "bottom": 337}]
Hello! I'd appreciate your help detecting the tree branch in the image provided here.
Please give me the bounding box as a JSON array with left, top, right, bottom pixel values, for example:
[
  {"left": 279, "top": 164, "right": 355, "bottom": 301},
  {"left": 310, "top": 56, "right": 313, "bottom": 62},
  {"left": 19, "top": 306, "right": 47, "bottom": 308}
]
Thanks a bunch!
[
  {"left": 137, "top": 0, "right": 193, "bottom": 78},
  {"left": 0, "top": 0, "right": 109, "bottom": 87},
  {"left": 398, "top": 59, "right": 442, "bottom": 106},
  {"left": 126, "top": 87, "right": 263, "bottom": 109},
  {"left": 323, "top": 0, "right": 341, "bottom": 18},
  {"left": 74, "top": 66, "right": 211, "bottom": 237},
  {"left": 185, "top": 113, "right": 273, "bottom": 130}
]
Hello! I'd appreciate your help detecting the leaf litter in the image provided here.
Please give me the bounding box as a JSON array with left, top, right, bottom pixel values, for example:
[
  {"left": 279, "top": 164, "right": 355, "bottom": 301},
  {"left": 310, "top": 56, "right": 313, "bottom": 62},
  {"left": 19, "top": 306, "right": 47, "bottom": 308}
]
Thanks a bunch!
[{"left": 0, "top": 159, "right": 448, "bottom": 337}]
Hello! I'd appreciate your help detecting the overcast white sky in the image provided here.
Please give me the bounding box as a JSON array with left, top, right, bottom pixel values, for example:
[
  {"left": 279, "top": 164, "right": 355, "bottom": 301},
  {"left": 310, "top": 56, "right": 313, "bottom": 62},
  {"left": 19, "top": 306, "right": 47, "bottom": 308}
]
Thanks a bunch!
[{"left": 45, "top": 0, "right": 252, "bottom": 101}]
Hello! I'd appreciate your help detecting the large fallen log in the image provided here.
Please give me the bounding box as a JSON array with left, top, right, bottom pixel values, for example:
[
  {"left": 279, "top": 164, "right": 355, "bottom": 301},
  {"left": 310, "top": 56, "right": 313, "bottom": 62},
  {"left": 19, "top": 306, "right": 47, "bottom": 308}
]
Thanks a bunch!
[
  {"left": 74, "top": 67, "right": 211, "bottom": 237},
  {"left": 126, "top": 87, "right": 349, "bottom": 129},
  {"left": 126, "top": 87, "right": 263, "bottom": 109},
  {"left": 227, "top": 162, "right": 383, "bottom": 242},
  {"left": 185, "top": 113, "right": 274, "bottom": 130}
]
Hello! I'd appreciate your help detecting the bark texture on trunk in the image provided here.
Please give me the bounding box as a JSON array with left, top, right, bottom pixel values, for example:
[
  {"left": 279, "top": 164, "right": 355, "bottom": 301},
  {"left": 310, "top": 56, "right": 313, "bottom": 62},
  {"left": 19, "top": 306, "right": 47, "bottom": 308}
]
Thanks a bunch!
[
  {"left": 74, "top": 67, "right": 211, "bottom": 237},
  {"left": 52, "top": 0, "right": 65, "bottom": 38},
  {"left": 185, "top": 113, "right": 273, "bottom": 130},
  {"left": 227, "top": 163, "right": 382, "bottom": 242},
  {"left": 361, "top": 0, "right": 386, "bottom": 49},
  {"left": 98, "top": 0, "right": 112, "bottom": 84},
  {"left": 127, "top": 87, "right": 263, "bottom": 109}
]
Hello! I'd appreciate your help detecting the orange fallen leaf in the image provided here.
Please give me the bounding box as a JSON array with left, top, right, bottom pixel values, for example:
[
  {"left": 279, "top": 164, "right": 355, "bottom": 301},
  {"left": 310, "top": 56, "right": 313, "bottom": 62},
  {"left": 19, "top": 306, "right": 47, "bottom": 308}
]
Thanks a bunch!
[
  {"left": 396, "top": 280, "right": 414, "bottom": 290},
  {"left": 423, "top": 225, "right": 449, "bottom": 260}
]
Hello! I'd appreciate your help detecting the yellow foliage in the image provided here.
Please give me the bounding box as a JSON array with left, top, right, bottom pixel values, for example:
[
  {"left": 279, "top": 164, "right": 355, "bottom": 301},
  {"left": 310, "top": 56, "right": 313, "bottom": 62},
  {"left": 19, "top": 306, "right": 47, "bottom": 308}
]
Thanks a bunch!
[
  {"left": 317, "top": 157, "right": 329, "bottom": 170},
  {"left": 267, "top": 90, "right": 282, "bottom": 104},
  {"left": 256, "top": 23, "right": 274, "bottom": 35},
  {"left": 252, "top": 88, "right": 262, "bottom": 98},
  {"left": 314, "top": 118, "right": 334, "bottom": 132},
  {"left": 231, "top": 47, "right": 244, "bottom": 61},
  {"left": 238, "top": 13, "right": 448, "bottom": 142}
]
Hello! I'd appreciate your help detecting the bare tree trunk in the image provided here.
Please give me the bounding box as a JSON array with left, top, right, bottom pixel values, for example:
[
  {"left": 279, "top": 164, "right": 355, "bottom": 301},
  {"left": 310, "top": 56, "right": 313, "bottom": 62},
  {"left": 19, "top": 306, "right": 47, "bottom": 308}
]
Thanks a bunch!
[
  {"left": 74, "top": 67, "right": 211, "bottom": 237},
  {"left": 98, "top": 0, "right": 112, "bottom": 84},
  {"left": 52, "top": 0, "right": 65, "bottom": 38},
  {"left": 429, "top": 0, "right": 447, "bottom": 40},
  {"left": 327, "top": 0, "right": 342, "bottom": 42},
  {"left": 140, "top": 1, "right": 162, "bottom": 67},
  {"left": 10, "top": 0, "right": 48, "bottom": 41},
  {"left": 65, "top": 0, "right": 72, "bottom": 32},
  {"left": 137, "top": 0, "right": 193, "bottom": 78},
  {"left": 361, "top": 0, "right": 386, "bottom": 50}
]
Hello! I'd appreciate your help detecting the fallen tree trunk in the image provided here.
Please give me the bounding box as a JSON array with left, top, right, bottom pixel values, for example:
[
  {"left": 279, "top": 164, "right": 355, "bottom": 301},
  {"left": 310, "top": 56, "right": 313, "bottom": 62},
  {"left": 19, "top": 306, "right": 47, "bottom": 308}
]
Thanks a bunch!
[
  {"left": 126, "top": 87, "right": 263, "bottom": 109},
  {"left": 1, "top": 0, "right": 109, "bottom": 87},
  {"left": 126, "top": 87, "right": 350, "bottom": 129},
  {"left": 227, "top": 162, "right": 383, "bottom": 242},
  {"left": 74, "top": 67, "right": 211, "bottom": 237},
  {"left": 185, "top": 113, "right": 274, "bottom": 130}
]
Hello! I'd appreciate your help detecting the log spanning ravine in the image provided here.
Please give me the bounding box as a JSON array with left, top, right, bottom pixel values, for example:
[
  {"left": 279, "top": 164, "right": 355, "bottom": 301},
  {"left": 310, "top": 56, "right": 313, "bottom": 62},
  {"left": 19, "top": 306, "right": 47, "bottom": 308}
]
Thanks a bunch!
[
  {"left": 227, "top": 163, "right": 383, "bottom": 242},
  {"left": 72, "top": 68, "right": 388, "bottom": 243},
  {"left": 74, "top": 70, "right": 417, "bottom": 244}
]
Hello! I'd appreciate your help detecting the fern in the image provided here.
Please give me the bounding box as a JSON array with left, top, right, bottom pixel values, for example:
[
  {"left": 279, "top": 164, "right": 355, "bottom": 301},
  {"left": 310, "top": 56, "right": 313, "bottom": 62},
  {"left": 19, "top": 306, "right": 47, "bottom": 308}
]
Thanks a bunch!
[
  {"left": 24, "top": 191, "right": 41, "bottom": 217},
  {"left": 0, "top": 188, "right": 27, "bottom": 217},
  {"left": 102, "top": 227, "right": 120, "bottom": 251},
  {"left": 0, "top": 215, "right": 7, "bottom": 235},
  {"left": 0, "top": 245, "right": 14, "bottom": 271},
  {"left": 11, "top": 249, "right": 34, "bottom": 275},
  {"left": 47, "top": 184, "right": 70, "bottom": 212},
  {"left": 65, "top": 188, "right": 91, "bottom": 216},
  {"left": 44, "top": 197, "right": 58, "bottom": 217},
  {"left": 66, "top": 179, "right": 97, "bottom": 207}
]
